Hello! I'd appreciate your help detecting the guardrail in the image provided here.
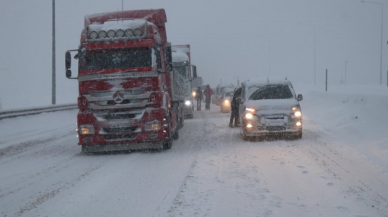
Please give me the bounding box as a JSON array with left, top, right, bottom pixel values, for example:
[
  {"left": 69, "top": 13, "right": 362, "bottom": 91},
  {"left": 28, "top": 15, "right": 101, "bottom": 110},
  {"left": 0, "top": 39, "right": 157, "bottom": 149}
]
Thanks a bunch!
[{"left": 0, "top": 103, "right": 78, "bottom": 120}]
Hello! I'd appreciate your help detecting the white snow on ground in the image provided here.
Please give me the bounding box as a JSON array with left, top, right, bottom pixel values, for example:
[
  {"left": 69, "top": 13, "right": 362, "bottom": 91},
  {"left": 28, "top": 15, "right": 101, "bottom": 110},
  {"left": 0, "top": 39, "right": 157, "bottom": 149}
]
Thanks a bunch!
[{"left": 0, "top": 84, "right": 387, "bottom": 217}]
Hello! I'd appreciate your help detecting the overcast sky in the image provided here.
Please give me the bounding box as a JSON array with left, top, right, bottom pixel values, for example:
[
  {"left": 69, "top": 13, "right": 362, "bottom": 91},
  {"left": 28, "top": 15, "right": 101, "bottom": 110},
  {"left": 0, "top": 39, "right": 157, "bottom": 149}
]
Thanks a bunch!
[{"left": 0, "top": 0, "right": 387, "bottom": 110}]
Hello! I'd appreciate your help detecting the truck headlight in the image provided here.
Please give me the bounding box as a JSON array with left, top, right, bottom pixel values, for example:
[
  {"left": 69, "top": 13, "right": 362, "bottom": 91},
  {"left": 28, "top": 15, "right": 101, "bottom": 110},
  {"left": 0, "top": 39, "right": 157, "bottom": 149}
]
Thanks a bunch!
[
  {"left": 79, "top": 125, "right": 95, "bottom": 135},
  {"left": 185, "top": 100, "right": 191, "bottom": 106},
  {"left": 245, "top": 113, "right": 254, "bottom": 119},
  {"left": 294, "top": 111, "right": 302, "bottom": 117},
  {"left": 145, "top": 120, "right": 161, "bottom": 131}
]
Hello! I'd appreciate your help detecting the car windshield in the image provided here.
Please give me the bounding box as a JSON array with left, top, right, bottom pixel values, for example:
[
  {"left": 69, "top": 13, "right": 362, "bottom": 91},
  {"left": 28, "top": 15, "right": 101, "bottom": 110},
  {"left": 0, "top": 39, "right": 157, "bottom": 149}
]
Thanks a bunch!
[
  {"left": 248, "top": 84, "right": 293, "bottom": 100},
  {"left": 79, "top": 47, "right": 152, "bottom": 71}
]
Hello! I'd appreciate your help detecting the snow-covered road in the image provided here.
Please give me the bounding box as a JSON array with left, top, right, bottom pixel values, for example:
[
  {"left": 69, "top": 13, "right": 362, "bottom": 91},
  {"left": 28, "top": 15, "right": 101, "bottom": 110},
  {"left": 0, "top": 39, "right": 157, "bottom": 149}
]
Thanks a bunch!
[{"left": 0, "top": 85, "right": 387, "bottom": 217}]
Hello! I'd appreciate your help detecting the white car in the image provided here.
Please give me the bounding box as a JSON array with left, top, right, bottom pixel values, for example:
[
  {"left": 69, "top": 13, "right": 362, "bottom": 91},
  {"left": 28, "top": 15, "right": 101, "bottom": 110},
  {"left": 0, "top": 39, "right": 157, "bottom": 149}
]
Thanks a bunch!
[{"left": 238, "top": 78, "right": 303, "bottom": 140}]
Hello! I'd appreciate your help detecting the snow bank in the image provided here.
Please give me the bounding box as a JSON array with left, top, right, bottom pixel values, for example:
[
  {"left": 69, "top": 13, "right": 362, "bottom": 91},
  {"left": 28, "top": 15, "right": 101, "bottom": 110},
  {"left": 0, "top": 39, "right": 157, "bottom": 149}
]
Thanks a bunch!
[{"left": 299, "top": 84, "right": 388, "bottom": 168}]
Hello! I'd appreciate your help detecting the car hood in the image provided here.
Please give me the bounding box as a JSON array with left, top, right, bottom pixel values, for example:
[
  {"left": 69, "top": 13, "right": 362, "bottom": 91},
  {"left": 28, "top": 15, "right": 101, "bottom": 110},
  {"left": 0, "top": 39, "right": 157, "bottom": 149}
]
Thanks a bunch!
[{"left": 245, "top": 98, "right": 299, "bottom": 114}]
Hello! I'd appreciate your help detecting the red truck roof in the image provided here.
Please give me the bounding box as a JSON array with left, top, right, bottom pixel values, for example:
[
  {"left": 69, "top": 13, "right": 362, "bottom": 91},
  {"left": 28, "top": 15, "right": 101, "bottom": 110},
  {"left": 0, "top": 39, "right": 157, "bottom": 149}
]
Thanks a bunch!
[{"left": 84, "top": 9, "right": 168, "bottom": 43}]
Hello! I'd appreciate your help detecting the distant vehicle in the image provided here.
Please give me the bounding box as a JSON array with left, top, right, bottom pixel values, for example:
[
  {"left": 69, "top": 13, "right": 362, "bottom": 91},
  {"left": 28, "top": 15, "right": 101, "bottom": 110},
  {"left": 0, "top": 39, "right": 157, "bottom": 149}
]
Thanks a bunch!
[
  {"left": 238, "top": 78, "right": 303, "bottom": 140},
  {"left": 172, "top": 45, "right": 196, "bottom": 119},
  {"left": 213, "top": 83, "right": 235, "bottom": 105},
  {"left": 220, "top": 87, "right": 234, "bottom": 113}
]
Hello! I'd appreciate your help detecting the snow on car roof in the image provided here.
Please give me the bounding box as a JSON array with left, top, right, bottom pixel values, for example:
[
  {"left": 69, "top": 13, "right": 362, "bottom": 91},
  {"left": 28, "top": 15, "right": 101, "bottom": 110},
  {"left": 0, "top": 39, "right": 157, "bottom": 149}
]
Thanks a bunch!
[{"left": 244, "top": 77, "right": 290, "bottom": 87}]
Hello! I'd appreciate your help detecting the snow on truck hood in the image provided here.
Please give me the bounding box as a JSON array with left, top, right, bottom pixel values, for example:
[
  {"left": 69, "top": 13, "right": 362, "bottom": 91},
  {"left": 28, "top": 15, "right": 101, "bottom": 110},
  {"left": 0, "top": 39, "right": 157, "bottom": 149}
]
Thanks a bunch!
[{"left": 245, "top": 98, "right": 299, "bottom": 111}]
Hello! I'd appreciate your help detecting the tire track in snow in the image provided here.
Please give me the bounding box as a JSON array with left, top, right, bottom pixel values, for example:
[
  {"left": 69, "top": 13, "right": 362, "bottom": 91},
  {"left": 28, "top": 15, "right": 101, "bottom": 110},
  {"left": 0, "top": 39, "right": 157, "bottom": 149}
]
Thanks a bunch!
[
  {"left": 285, "top": 129, "right": 388, "bottom": 216},
  {"left": 15, "top": 161, "right": 106, "bottom": 217}
]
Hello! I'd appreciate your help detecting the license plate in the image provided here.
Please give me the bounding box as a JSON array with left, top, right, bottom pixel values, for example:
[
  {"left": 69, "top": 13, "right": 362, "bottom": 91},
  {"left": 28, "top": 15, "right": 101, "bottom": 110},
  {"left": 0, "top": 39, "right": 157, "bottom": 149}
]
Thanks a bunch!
[
  {"left": 109, "top": 122, "right": 130, "bottom": 128},
  {"left": 266, "top": 119, "right": 284, "bottom": 126}
]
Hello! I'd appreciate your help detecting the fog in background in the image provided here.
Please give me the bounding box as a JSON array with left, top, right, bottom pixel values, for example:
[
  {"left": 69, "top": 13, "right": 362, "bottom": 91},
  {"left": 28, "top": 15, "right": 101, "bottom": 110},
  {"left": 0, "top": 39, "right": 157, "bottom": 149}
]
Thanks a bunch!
[{"left": 0, "top": 0, "right": 386, "bottom": 110}]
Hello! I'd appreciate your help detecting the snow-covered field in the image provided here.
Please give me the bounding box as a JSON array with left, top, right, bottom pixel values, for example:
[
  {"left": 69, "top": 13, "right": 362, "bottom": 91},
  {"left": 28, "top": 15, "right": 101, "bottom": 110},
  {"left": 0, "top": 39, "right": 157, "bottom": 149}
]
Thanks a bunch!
[{"left": 0, "top": 84, "right": 387, "bottom": 217}]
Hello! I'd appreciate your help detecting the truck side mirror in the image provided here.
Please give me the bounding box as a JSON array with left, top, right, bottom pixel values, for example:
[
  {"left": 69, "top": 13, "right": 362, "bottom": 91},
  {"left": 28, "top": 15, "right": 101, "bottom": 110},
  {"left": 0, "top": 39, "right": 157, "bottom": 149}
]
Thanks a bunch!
[
  {"left": 192, "top": 65, "right": 197, "bottom": 78},
  {"left": 297, "top": 94, "right": 303, "bottom": 101},
  {"left": 66, "top": 69, "right": 72, "bottom": 78},
  {"left": 65, "top": 51, "right": 71, "bottom": 69},
  {"left": 65, "top": 49, "right": 79, "bottom": 79}
]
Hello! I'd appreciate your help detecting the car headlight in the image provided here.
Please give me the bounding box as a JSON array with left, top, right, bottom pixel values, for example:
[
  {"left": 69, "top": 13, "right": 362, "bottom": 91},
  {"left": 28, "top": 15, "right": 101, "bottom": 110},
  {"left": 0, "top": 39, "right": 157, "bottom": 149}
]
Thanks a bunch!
[
  {"left": 79, "top": 125, "right": 95, "bottom": 135},
  {"left": 245, "top": 113, "right": 254, "bottom": 119},
  {"left": 294, "top": 111, "right": 302, "bottom": 117},
  {"left": 246, "top": 108, "right": 255, "bottom": 112},
  {"left": 224, "top": 99, "right": 230, "bottom": 104},
  {"left": 145, "top": 120, "right": 161, "bottom": 131},
  {"left": 185, "top": 100, "right": 191, "bottom": 106}
]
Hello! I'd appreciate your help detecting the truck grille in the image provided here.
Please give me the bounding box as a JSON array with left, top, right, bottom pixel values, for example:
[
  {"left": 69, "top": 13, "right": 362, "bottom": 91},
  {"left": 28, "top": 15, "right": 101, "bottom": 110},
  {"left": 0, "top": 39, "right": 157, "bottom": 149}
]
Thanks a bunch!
[
  {"left": 93, "top": 108, "right": 144, "bottom": 121},
  {"left": 104, "top": 134, "right": 137, "bottom": 141},
  {"left": 102, "top": 127, "right": 138, "bottom": 134},
  {"left": 101, "top": 113, "right": 137, "bottom": 120}
]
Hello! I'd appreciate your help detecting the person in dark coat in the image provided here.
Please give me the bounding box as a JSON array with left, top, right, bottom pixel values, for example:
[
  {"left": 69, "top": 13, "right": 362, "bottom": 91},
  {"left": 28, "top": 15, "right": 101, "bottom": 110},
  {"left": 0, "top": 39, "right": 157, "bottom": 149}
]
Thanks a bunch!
[
  {"left": 203, "top": 85, "right": 213, "bottom": 110},
  {"left": 229, "top": 87, "right": 242, "bottom": 127},
  {"left": 196, "top": 86, "right": 203, "bottom": 111}
]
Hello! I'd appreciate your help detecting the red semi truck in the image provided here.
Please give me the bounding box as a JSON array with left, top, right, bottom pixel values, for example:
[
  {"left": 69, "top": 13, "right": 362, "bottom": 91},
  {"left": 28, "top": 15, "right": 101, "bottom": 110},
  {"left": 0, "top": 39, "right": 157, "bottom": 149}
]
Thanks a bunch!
[{"left": 65, "top": 9, "right": 182, "bottom": 153}]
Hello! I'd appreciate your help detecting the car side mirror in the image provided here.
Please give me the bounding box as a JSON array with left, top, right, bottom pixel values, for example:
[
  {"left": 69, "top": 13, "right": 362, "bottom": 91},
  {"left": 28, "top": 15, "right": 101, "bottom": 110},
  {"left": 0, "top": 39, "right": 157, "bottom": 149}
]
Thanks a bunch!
[{"left": 297, "top": 94, "right": 303, "bottom": 101}]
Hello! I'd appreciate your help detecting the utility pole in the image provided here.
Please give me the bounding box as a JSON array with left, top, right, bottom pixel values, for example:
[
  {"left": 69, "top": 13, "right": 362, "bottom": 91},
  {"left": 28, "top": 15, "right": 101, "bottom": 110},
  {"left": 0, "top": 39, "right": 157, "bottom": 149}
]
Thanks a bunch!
[
  {"left": 361, "top": 1, "right": 384, "bottom": 85},
  {"left": 345, "top": 61, "right": 348, "bottom": 85},
  {"left": 52, "top": 0, "right": 56, "bottom": 105}
]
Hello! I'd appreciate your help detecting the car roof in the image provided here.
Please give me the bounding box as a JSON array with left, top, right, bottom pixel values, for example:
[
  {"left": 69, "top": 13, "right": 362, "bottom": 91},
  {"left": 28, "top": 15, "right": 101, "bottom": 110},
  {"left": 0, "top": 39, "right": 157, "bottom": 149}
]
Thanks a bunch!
[{"left": 242, "top": 77, "right": 291, "bottom": 87}]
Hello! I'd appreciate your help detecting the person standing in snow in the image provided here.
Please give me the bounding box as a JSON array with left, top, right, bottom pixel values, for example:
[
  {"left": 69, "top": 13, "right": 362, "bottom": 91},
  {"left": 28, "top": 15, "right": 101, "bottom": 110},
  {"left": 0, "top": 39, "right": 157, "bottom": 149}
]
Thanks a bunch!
[
  {"left": 229, "top": 87, "right": 242, "bottom": 127},
  {"left": 203, "top": 85, "right": 213, "bottom": 110},
  {"left": 196, "top": 86, "right": 203, "bottom": 111}
]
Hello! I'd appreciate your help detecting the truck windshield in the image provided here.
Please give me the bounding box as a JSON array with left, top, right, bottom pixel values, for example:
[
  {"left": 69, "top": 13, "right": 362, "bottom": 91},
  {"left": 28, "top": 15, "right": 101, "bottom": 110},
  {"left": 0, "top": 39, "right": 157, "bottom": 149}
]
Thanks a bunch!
[
  {"left": 173, "top": 65, "right": 188, "bottom": 78},
  {"left": 248, "top": 84, "right": 293, "bottom": 100},
  {"left": 80, "top": 47, "right": 152, "bottom": 71}
]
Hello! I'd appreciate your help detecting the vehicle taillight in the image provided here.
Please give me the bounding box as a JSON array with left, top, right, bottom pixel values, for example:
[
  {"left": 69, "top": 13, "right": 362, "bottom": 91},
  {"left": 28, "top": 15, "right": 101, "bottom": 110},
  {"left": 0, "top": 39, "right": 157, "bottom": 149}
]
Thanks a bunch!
[{"left": 78, "top": 96, "right": 89, "bottom": 111}]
